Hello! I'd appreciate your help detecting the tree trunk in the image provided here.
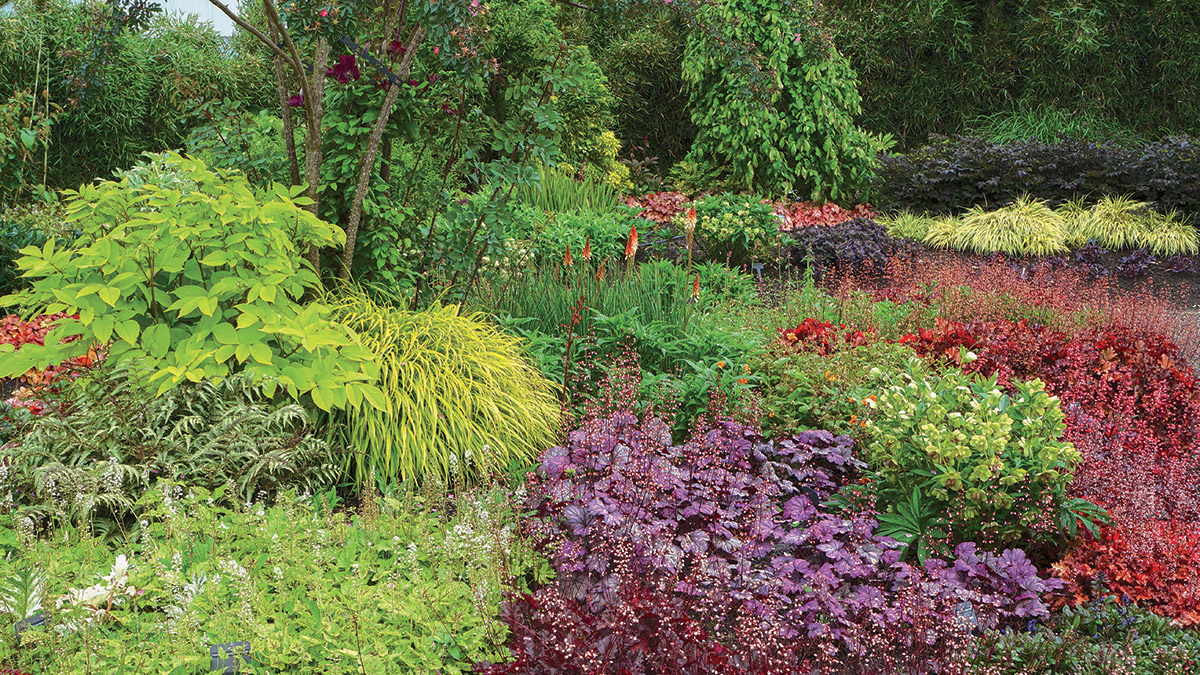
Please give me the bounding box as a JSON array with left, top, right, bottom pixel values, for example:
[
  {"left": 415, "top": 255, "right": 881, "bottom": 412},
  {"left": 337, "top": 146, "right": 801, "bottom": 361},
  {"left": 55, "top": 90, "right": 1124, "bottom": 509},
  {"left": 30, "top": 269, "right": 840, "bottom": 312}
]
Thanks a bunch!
[{"left": 337, "top": 28, "right": 425, "bottom": 279}]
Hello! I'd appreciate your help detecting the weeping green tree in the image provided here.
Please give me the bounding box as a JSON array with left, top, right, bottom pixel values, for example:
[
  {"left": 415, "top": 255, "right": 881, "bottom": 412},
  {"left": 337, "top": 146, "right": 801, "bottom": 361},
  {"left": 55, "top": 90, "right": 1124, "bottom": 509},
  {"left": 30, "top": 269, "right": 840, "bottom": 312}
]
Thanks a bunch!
[{"left": 681, "top": 0, "right": 885, "bottom": 200}]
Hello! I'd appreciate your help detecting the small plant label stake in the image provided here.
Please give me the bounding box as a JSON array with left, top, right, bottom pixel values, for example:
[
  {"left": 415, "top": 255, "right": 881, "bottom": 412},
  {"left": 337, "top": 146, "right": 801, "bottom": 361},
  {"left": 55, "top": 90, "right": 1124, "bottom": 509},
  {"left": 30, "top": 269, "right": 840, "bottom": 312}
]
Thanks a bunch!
[
  {"left": 13, "top": 612, "right": 46, "bottom": 637},
  {"left": 210, "top": 641, "right": 251, "bottom": 675},
  {"left": 954, "top": 601, "right": 978, "bottom": 630}
]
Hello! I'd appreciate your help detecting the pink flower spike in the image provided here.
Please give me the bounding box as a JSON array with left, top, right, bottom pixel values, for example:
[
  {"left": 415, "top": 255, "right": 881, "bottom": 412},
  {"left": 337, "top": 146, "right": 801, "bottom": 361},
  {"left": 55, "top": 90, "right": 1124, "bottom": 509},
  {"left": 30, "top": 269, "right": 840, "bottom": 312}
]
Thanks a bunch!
[
  {"left": 433, "top": 46, "right": 440, "bottom": 55},
  {"left": 320, "top": 8, "right": 328, "bottom": 16}
]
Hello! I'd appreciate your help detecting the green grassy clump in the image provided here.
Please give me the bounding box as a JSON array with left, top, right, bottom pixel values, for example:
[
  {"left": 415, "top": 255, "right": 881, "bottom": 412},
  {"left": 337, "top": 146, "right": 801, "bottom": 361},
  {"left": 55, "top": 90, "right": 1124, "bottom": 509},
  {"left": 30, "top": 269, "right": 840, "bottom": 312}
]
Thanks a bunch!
[{"left": 330, "top": 289, "right": 561, "bottom": 489}]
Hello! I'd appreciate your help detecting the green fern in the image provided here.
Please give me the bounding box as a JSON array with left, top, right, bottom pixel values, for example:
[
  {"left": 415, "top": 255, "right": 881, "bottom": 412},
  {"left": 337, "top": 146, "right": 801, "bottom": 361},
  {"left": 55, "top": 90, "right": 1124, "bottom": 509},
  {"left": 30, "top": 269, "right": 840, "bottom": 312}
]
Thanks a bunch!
[{"left": 3, "top": 364, "right": 338, "bottom": 532}]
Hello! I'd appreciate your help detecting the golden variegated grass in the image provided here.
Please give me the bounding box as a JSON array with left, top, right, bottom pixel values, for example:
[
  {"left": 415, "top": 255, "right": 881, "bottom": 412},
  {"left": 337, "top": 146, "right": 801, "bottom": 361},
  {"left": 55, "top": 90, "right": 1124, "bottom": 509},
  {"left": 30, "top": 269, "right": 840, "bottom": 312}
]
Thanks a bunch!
[
  {"left": 1065, "top": 195, "right": 1153, "bottom": 250},
  {"left": 924, "top": 196, "right": 1068, "bottom": 257},
  {"left": 330, "top": 289, "right": 561, "bottom": 489},
  {"left": 880, "top": 210, "right": 937, "bottom": 241}
]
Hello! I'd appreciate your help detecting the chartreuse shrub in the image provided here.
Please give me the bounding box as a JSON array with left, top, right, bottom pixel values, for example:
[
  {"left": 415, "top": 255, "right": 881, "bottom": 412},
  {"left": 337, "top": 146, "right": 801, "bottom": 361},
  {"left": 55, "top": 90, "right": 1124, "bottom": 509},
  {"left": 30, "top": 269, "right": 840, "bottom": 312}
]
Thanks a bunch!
[
  {"left": 681, "top": 0, "right": 884, "bottom": 199},
  {"left": 0, "top": 153, "right": 382, "bottom": 411},
  {"left": 0, "top": 484, "right": 547, "bottom": 674},
  {"left": 879, "top": 210, "right": 937, "bottom": 242},
  {"left": 1, "top": 365, "right": 337, "bottom": 536},
  {"left": 845, "top": 365, "right": 1101, "bottom": 561},
  {"left": 328, "top": 289, "right": 560, "bottom": 488},
  {"left": 925, "top": 196, "right": 1068, "bottom": 257}
]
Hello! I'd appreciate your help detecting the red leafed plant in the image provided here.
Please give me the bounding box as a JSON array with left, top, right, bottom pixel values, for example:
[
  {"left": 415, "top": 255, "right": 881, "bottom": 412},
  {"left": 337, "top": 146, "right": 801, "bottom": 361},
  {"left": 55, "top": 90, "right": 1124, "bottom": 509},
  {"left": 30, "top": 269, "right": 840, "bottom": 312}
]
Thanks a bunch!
[
  {"left": 1051, "top": 520, "right": 1200, "bottom": 625},
  {"left": 776, "top": 201, "right": 877, "bottom": 231},
  {"left": 779, "top": 318, "right": 869, "bottom": 356},
  {"left": 896, "top": 314, "right": 1200, "bottom": 622},
  {"left": 0, "top": 313, "right": 99, "bottom": 413},
  {"left": 623, "top": 192, "right": 691, "bottom": 225}
]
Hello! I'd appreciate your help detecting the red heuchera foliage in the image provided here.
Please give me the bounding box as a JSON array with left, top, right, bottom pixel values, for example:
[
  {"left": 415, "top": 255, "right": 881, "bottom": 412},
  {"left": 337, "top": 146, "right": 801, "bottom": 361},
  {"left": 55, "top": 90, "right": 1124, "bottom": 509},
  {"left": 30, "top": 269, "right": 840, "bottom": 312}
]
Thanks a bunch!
[
  {"left": 1051, "top": 521, "right": 1200, "bottom": 625},
  {"left": 897, "top": 316, "right": 1200, "bottom": 623},
  {"left": 869, "top": 254, "right": 1200, "bottom": 358},
  {"left": 775, "top": 201, "right": 877, "bottom": 231},
  {"left": 0, "top": 313, "right": 99, "bottom": 413},
  {"left": 623, "top": 192, "right": 691, "bottom": 225},
  {"left": 779, "top": 318, "right": 870, "bottom": 356}
]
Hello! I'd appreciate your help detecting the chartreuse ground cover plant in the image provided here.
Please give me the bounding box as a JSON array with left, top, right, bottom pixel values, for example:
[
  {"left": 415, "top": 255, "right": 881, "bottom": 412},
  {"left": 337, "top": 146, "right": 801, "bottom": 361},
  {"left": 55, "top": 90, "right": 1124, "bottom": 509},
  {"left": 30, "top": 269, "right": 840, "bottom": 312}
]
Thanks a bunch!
[
  {"left": 924, "top": 196, "right": 1069, "bottom": 257},
  {"left": 328, "top": 288, "right": 560, "bottom": 488},
  {"left": 0, "top": 483, "right": 547, "bottom": 674},
  {"left": 0, "top": 153, "right": 382, "bottom": 411}
]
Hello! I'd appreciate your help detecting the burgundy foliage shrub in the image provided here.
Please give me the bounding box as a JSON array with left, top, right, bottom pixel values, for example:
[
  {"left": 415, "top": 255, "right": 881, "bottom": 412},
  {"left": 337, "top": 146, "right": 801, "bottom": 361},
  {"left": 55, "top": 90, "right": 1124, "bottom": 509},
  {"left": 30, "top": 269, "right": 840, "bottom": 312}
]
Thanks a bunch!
[{"left": 482, "top": 410, "right": 1058, "bottom": 674}]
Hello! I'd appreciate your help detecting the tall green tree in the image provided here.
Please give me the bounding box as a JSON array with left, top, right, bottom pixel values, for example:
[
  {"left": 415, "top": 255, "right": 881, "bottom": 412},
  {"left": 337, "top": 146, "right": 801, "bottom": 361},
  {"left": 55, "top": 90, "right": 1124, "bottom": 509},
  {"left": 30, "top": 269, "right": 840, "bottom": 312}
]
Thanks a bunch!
[{"left": 681, "top": 0, "right": 884, "bottom": 200}]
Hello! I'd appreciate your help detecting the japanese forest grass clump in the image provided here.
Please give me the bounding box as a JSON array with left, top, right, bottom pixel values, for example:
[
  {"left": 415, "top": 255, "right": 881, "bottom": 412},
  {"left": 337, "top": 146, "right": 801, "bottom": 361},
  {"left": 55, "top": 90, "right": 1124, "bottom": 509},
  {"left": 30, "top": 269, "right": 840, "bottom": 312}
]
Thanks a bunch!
[
  {"left": 328, "top": 289, "right": 560, "bottom": 489},
  {"left": 924, "top": 196, "right": 1069, "bottom": 257}
]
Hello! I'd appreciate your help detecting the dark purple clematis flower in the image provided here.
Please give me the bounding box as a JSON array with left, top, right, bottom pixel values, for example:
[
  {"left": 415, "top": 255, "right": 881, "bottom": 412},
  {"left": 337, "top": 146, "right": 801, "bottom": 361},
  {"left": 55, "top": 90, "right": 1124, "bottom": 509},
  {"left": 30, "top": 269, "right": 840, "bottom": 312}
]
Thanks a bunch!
[
  {"left": 440, "top": 104, "right": 458, "bottom": 115},
  {"left": 427, "top": 73, "right": 440, "bottom": 84},
  {"left": 386, "top": 40, "right": 407, "bottom": 58},
  {"left": 407, "top": 79, "right": 418, "bottom": 87},
  {"left": 287, "top": 92, "right": 304, "bottom": 107},
  {"left": 327, "top": 54, "right": 360, "bottom": 83}
]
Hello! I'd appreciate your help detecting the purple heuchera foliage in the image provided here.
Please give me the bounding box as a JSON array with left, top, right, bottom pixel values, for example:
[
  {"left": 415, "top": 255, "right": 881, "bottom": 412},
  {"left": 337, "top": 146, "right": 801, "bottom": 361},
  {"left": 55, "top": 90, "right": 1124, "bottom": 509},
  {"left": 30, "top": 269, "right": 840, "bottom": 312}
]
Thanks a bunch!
[
  {"left": 494, "top": 411, "right": 1061, "bottom": 673},
  {"left": 923, "top": 543, "right": 1064, "bottom": 629}
]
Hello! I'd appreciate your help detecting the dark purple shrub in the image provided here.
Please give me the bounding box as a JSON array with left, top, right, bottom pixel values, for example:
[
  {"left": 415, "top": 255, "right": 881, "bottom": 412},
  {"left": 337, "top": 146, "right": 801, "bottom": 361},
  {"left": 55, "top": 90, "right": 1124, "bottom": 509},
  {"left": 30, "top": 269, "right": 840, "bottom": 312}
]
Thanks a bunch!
[
  {"left": 488, "top": 411, "right": 1062, "bottom": 674},
  {"left": 1073, "top": 243, "right": 1107, "bottom": 265},
  {"left": 1164, "top": 255, "right": 1199, "bottom": 274},
  {"left": 787, "top": 218, "right": 917, "bottom": 278},
  {"left": 1117, "top": 247, "right": 1155, "bottom": 278}
]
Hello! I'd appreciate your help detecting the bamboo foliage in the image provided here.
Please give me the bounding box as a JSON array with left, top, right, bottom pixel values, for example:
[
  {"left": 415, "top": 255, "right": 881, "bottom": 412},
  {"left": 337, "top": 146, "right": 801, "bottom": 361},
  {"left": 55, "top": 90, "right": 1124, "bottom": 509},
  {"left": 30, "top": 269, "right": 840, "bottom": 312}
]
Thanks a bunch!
[{"left": 330, "top": 290, "right": 560, "bottom": 488}]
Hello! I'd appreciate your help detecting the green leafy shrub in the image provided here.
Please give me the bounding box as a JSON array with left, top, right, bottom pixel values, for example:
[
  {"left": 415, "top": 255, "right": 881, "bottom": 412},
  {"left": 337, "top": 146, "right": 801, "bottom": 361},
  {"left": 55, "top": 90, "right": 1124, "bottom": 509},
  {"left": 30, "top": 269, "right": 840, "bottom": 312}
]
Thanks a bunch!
[
  {"left": 0, "top": 153, "right": 381, "bottom": 410},
  {"left": 0, "top": 220, "right": 47, "bottom": 298},
  {"left": 328, "top": 289, "right": 560, "bottom": 488},
  {"left": 693, "top": 193, "right": 780, "bottom": 265},
  {"left": 924, "top": 196, "right": 1068, "bottom": 257},
  {"left": 0, "top": 366, "right": 336, "bottom": 535},
  {"left": 853, "top": 366, "right": 1088, "bottom": 560},
  {"left": 0, "top": 485, "right": 547, "bottom": 673},
  {"left": 682, "top": 0, "right": 883, "bottom": 199}
]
